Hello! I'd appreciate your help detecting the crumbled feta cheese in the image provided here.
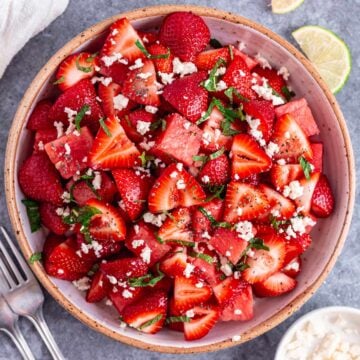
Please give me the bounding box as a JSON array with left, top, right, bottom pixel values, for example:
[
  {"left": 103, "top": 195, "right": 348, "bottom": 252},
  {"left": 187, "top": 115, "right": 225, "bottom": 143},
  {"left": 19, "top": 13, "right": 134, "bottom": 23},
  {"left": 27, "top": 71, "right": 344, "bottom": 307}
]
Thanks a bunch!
[
  {"left": 202, "top": 175, "right": 210, "bottom": 184},
  {"left": 234, "top": 174, "right": 240, "bottom": 181},
  {"left": 255, "top": 53, "right": 272, "bottom": 69},
  {"left": 143, "top": 212, "right": 166, "bottom": 227},
  {"left": 277, "top": 159, "right": 286, "bottom": 165},
  {"left": 54, "top": 121, "right": 64, "bottom": 138},
  {"left": 64, "top": 143, "right": 71, "bottom": 155},
  {"left": 202, "top": 231, "right": 211, "bottom": 240},
  {"left": 158, "top": 71, "right": 174, "bottom": 85},
  {"left": 183, "top": 263, "right": 195, "bottom": 278},
  {"left": 140, "top": 245, "right": 151, "bottom": 264},
  {"left": 265, "top": 141, "right": 280, "bottom": 158},
  {"left": 277, "top": 66, "right": 290, "bottom": 81},
  {"left": 236, "top": 207, "right": 243, "bottom": 216},
  {"left": 183, "top": 121, "right": 191, "bottom": 130},
  {"left": 91, "top": 76, "right": 112, "bottom": 86},
  {"left": 113, "top": 94, "right": 129, "bottom": 111},
  {"left": 220, "top": 263, "right": 233, "bottom": 276},
  {"left": 105, "top": 299, "right": 113, "bottom": 306},
  {"left": 122, "top": 289, "right": 133, "bottom": 299},
  {"left": 283, "top": 181, "right": 304, "bottom": 200},
  {"left": 170, "top": 171, "right": 178, "bottom": 178},
  {"left": 195, "top": 282, "right": 204, "bottom": 288},
  {"left": 235, "top": 221, "right": 254, "bottom": 241},
  {"left": 101, "top": 53, "right": 123, "bottom": 67},
  {"left": 137, "top": 72, "right": 152, "bottom": 80},
  {"left": 225, "top": 251, "right": 231, "bottom": 257},
  {"left": 131, "top": 239, "right": 144, "bottom": 249},
  {"left": 107, "top": 275, "right": 118, "bottom": 285},
  {"left": 57, "top": 269, "right": 64, "bottom": 275},
  {"left": 251, "top": 79, "right": 285, "bottom": 106},
  {"left": 215, "top": 67, "right": 226, "bottom": 76},
  {"left": 72, "top": 277, "right": 90, "bottom": 291},
  {"left": 92, "top": 171, "right": 102, "bottom": 190},
  {"left": 136, "top": 120, "right": 151, "bottom": 135},
  {"left": 234, "top": 271, "right": 240, "bottom": 279},
  {"left": 61, "top": 191, "right": 71, "bottom": 203},
  {"left": 37, "top": 141, "right": 44, "bottom": 151},
  {"left": 216, "top": 80, "right": 227, "bottom": 91},
  {"left": 176, "top": 179, "right": 186, "bottom": 190},
  {"left": 186, "top": 309, "right": 195, "bottom": 318},
  {"left": 238, "top": 42, "right": 246, "bottom": 51},
  {"left": 144, "top": 105, "right": 158, "bottom": 114},
  {"left": 246, "top": 115, "right": 266, "bottom": 146},
  {"left": 239, "top": 70, "right": 246, "bottom": 77},
  {"left": 284, "top": 259, "right": 300, "bottom": 272},
  {"left": 119, "top": 321, "right": 127, "bottom": 328},
  {"left": 202, "top": 131, "right": 212, "bottom": 146},
  {"left": 139, "top": 138, "right": 155, "bottom": 151},
  {"left": 285, "top": 131, "right": 291, "bottom": 139},
  {"left": 176, "top": 163, "right": 183, "bottom": 172},
  {"left": 234, "top": 309, "right": 242, "bottom": 315},
  {"left": 173, "top": 57, "right": 197, "bottom": 77},
  {"left": 129, "top": 58, "right": 144, "bottom": 70},
  {"left": 290, "top": 216, "right": 316, "bottom": 235}
]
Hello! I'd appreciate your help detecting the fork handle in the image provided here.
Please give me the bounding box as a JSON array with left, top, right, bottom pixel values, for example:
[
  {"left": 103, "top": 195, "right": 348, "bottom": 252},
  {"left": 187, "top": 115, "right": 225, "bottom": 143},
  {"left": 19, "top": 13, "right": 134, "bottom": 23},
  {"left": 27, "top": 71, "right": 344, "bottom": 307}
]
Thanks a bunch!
[
  {"left": 26, "top": 308, "right": 64, "bottom": 360},
  {"left": 3, "top": 322, "right": 36, "bottom": 360}
]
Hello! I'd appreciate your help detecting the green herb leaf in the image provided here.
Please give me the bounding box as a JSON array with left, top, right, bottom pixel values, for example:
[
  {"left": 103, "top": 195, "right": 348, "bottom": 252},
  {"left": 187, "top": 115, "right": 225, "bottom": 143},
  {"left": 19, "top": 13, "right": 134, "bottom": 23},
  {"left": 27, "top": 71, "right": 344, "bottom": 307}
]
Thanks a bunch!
[
  {"left": 135, "top": 40, "right": 170, "bottom": 59},
  {"left": 155, "top": 234, "right": 164, "bottom": 244},
  {"left": 204, "top": 185, "right": 225, "bottom": 202},
  {"left": 171, "top": 240, "right": 195, "bottom": 247},
  {"left": 128, "top": 269, "right": 164, "bottom": 287},
  {"left": 189, "top": 252, "right": 214, "bottom": 264},
  {"left": 299, "top": 156, "right": 312, "bottom": 180},
  {"left": 235, "top": 262, "right": 250, "bottom": 271},
  {"left": 165, "top": 316, "right": 191, "bottom": 324},
  {"left": 202, "top": 58, "right": 227, "bottom": 92},
  {"left": 139, "top": 152, "right": 155, "bottom": 167},
  {"left": 76, "top": 56, "right": 93, "bottom": 73},
  {"left": 138, "top": 314, "right": 163, "bottom": 330},
  {"left": 22, "top": 199, "right": 41, "bottom": 233},
  {"left": 87, "top": 263, "right": 100, "bottom": 277},
  {"left": 150, "top": 118, "right": 167, "bottom": 131},
  {"left": 249, "top": 237, "right": 270, "bottom": 251},
  {"left": 99, "top": 117, "right": 112, "bottom": 137},
  {"left": 224, "top": 87, "right": 250, "bottom": 104},
  {"left": 53, "top": 76, "right": 65, "bottom": 85},
  {"left": 85, "top": 52, "right": 99, "bottom": 63},
  {"left": 75, "top": 105, "right": 90, "bottom": 131},
  {"left": 269, "top": 215, "right": 289, "bottom": 231},
  {"left": 198, "top": 207, "right": 232, "bottom": 229},
  {"left": 281, "top": 86, "right": 296, "bottom": 102},
  {"left": 210, "top": 38, "right": 222, "bottom": 49},
  {"left": 192, "top": 154, "right": 208, "bottom": 163},
  {"left": 209, "top": 147, "right": 225, "bottom": 160},
  {"left": 29, "top": 252, "right": 42, "bottom": 264}
]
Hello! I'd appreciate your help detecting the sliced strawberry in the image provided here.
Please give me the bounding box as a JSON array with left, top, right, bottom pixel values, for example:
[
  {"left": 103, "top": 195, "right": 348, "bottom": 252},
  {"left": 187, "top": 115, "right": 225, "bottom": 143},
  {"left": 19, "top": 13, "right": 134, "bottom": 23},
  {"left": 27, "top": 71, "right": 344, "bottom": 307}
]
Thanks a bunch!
[
  {"left": 275, "top": 98, "right": 319, "bottom": 137},
  {"left": 67, "top": 171, "right": 117, "bottom": 206},
  {"left": 294, "top": 172, "right": 321, "bottom": 213},
  {"left": 173, "top": 276, "right": 212, "bottom": 312},
  {"left": 125, "top": 221, "right": 171, "bottom": 266},
  {"left": 112, "top": 169, "right": 152, "bottom": 220},
  {"left": 18, "top": 153, "right": 63, "bottom": 205},
  {"left": 48, "top": 79, "right": 104, "bottom": 134},
  {"left": 209, "top": 228, "right": 248, "bottom": 265},
  {"left": 148, "top": 43, "right": 174, "bottom": 73},
  {"left": 271, "top": 114, "right": 313, "bottom": 162},
  {"left": 122, "top": 290, "right": 168, "bottom": 334},
  {"left": 108, "top": 287, "right": 144, "bottom": 315},
  {"left": 192, "top": 199, "right": 224, "bottom": 240},
  {"left": 122, "top": 59, "right": 160, "bottom": 106},
  {"left": 159, "top": 12, "right": 210, "bottom": 62},
  {"left": 43, "top": 234, "right": 66, "bottom": 260},
  {"left": 243, "top": 100, "right": 275, "bottom": 142},
  {"left": 258, "top": 184, "right": 296, "bottom": 220},
  {"left": 98, "top": 82, "right": 135, "bottom": 118},
  {"left": 148, "top": 163, "right": 206, "bottom": 213},
  {"left": 44, "top": 237, "right": 93, "bottom": 281},
  {"left": 137, "top": 31, "right": 158, "bottom": 45},
  {"left": 223, "top": 182, "right": 270, "bottom": 223},
  {"left": 311, "top": 174, "right": 334, "bottom": 217},
  {"left": 33, "top": 129, "right": 57, "bottom": 153},
  {"left": 213, "top": 277, "right": 254, "bottom": 321},
  {"left": 222, "top": 56, "right": 257, "bottom": 101},
  {"left": 232, "top": 47, "right": 259, "bottom": 70},
  {"left": 284, "top": 233, "right": 312, "bottom": 265},
  {"left": 162, "top": 72, "right": 208, "bottom": 122},
  {"left": 88, "top": 115, "right": 140, "bottom": 170},
  {"left": 85, "top": 199, "right": 126, "bottom": 242},
  {"left": 183, "top": 305, "right": 219, "bottom": 341},
  {"left": 55, "top": 52, "right": 97, "bottom": 92},
  {"left": 270, "top": 164, "right": 303, "bottom": 190},
  {"left": 282, "top": 256, "right": 302, "bottom": 278},
  {"left": 100, "top": 18, "right": 145, "bottom": 63},
  {"left": 151, "top": 113, "right": 202, "bottom": 166},
  {"left": 86, "top": 270, "right": 111, "bottom": 303},
  {"left": 99, "top": 62, "right": 128, "bottom": 85},
  {"left": 310, "top": 143, "right": 323, "bottom": 172},
  {"left": 158, "top": 207, "right": 193, "bottom": 244},
  {"left": 194, "top": 47, "right": 230, "bottom": 71},
  {"left": 199, "top": 154, "right": 230, "bottom": 186},
  {"left": 242, "top": 232, "right": 286, "bottom": 284},
  {"left": 252, "top": 66, "right": 286, "bottom": 96},
  {"left": 45, "top": 127, "right": 94, "bottom": 179},
  {"left": 253, "top": 272, "right": 297, "bottom": 297},
  {"left": 26, "top": 100, "right": 53, "bottom": 131},
  {"left": 160, "top": 247, "right": 188, "bottom": 277},
  {"left": 231, "top": 134, "right": 272, "bottom": 179},
  {"left": 39, "top": 203, "right": 69, "bottom": 235},
  {"left": 100, "top": 258, "right": 148, "bottom": 280}
]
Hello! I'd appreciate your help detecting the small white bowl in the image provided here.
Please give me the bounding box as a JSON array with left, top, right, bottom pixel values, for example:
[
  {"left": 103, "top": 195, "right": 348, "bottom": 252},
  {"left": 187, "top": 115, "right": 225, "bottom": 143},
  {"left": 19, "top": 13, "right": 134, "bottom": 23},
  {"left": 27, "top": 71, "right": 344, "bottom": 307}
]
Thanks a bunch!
[{"left": 275, "top": 306, "right": 360, "bottom": 359}]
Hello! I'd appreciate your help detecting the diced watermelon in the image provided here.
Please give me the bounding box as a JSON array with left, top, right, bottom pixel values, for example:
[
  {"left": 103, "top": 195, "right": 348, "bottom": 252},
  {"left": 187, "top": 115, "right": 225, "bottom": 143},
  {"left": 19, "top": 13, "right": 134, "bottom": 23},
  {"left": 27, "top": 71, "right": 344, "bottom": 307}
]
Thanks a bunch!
[{"left": 310, "top": 143, "right": 323, "bottom": 172}]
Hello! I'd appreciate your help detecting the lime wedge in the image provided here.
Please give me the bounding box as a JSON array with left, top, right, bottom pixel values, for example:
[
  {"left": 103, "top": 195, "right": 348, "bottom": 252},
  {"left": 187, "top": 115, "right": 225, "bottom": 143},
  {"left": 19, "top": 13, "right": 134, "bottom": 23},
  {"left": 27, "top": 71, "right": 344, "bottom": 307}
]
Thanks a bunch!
[
  {"left": 271, "top": 0, "right": 304, "bottom": 14},
  {"left": 292, "top": 25, "right": 351, "bottom": 93}
]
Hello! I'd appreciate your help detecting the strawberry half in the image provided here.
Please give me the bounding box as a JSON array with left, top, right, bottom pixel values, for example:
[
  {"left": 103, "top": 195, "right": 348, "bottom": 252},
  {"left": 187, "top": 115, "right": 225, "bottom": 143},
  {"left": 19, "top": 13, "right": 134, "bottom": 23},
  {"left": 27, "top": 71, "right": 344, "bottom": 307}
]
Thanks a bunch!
[
  {"left": 242, "top": 232, "right": 286, "bottom": 284},
  {"left": 86, "top": 199, "right": 127, "bottom": 242},
  {"left": 148, "top": 163, "right": 206, "bottom": 213},
  {"left": 100, "top": 258, "right": 148, "bottom": 280},
  {"left": 173, "top": 276, "right": 212, "bottom": 312},
  {"left": 148, "top": 43, "right": 174, "bottom": 73},
  {"left": 19, "top": 153, "right": 64, "bottom": 205},
  {"left": 162, "top": 72, "right": 208, "bottom": 122},
  {"left": 253, "top": 272, "right": 297, "bottom": 297},
  {"left": 199, "top": 154, "right": 230, "bottom": 186},
  {"left": 100, "top": 18, "right": 145, "bottom": 63},
  {"left": 231, "top": 134, "right": 272, "bottom": 180},
  {"left": 112, "top": 169, "right": 153, "bottom": 220},
  {"left": 55, "top": 52, "right": 98, "bottom": 92},
  {"left": 311, "top": 174, "right": 334, "bottom": 217},
  {"left": 122, "top": 290, "right": 168, "bottom": 334},
  {"left": 270, "top": 164, "right": 303, "bottom": 190},
  {"left": 294, "top": 172, "right": 321, "bottom": 213},
  {"left": 282, "top": 256, "right": 302, "bottom": 278},
  {"left": 160, "top": 247, "right": 188, "bottom": 278},
  {"left": 122, "top": 59, "right": 160, "bottom": 106},
  {"left": 213, "top": 277, "right": 254, "bottom": 321},
  {"left": 26, "top": 100, "right": 53, "bottom": 131},
  {"left": 159, "top": 12, "right": 210, "bottom": 62},
  {"left": 223, "top": 182, "right": 270, "bottom": 223},
  {"left": 195, "top": 47, "right": 230, "bottom": 71},
  {"left": 39, "top": 202, "right": 69, "bottom": 235},
  {"left": 86, "top": 270, "right": 111, "bottom": 303},
  {"left": 88, "top": 115, "right": 140, "bottom": 170}
]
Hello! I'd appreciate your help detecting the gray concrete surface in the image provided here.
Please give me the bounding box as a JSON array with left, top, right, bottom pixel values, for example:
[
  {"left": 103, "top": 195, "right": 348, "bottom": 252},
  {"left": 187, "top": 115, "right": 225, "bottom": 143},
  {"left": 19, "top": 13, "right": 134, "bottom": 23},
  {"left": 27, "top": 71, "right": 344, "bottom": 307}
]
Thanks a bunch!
[{"left": 0, "top": 0, "right": 359, "bottom": 359}]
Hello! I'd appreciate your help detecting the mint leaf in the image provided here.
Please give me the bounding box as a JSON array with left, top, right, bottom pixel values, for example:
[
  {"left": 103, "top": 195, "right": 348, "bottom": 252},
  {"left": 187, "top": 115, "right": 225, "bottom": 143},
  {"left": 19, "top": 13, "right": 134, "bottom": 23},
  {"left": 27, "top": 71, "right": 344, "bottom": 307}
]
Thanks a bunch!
[
  {"left": 281, "top": 86, "right": 296, "bottom": 102},
  {"left": 299, "top": 156, "right": 312, "bottom": 180},
  {"left": 150, "top": 118, "right": 167, "bottom": 131},
  {"left": 138, "top": 314, "right": 163, "bottom": 330},
  {"left": 99, "top": 117, "right": 112, "bottom": 137},
  {"left": 53, "top": 76, "right": 65, "bottom": 85},
  {"left": 202, "top": 58, "right": 227, "bottom": 92},
  {"left": 22, "top": 199, "right": 41, "bottom": 233},
  {"left": 189, "top": 252, "right": 214, "bottom": 264},
  {"left": 198, "top": 207, "right": 232, "bottom": 229},
  {"left": 75, "top": 105, "right": 90, "bottom": 131},
  {"left": 165, "top": 316, "right": 191, "bottom": 324},
  {"left": 224, "top": 87, "right": 250, "bottom": 104},
  {"left": 209, "top": 147, "right": 225, "bottom": 160},
  {"left": 135, "top": 40, "right": 169, "bottom": 59},
  {"left": 76, "top": 56, "right": 93, "bottom": 73},
  {"left": 29, "top": 252, "right": 42, "bottom": 264}
]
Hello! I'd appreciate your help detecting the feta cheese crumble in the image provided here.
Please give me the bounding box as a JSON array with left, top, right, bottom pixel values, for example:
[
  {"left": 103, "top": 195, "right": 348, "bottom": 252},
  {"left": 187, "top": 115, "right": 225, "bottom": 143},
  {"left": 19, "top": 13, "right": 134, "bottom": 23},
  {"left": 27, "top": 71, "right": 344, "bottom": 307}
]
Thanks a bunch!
[
  {"left": 277, "top": 66, "right": 290, "bottom": 81},
  {"left": 136, "top": 120, "right": 151, "bottom": 135},
  {"left": 235, "top": 221, "right": 254, "bottom": 241},
  {"left": 173, "top": 57, "right": 197, "bottom": 77},
  {"left": 255, "top": 53, "right": 272, "bottom": 69},
  {"left": 144, "top": 105, "right": 158, "bottom": 114},
  {"left": 113, "top": 93, "right": 129, "bottom": 111},
  {"left": 183, "top": 263, "right": 195, "bottom": 278},
  {"left": 283, "top": 181, "right": 304, "bottom": 200},
  {"left": 72, "top": 277, "right": 90, "bottom": 291},
  {"left": 176, "top": 179, "right": 186, "bottom": 190}
]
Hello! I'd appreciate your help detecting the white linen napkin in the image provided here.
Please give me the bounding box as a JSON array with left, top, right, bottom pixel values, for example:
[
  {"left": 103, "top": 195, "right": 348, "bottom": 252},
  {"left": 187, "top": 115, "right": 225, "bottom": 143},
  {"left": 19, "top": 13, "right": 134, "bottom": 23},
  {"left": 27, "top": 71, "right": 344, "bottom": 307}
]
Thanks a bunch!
[{"left": 0, "top": 0, "right": 69, "bottom": 78}]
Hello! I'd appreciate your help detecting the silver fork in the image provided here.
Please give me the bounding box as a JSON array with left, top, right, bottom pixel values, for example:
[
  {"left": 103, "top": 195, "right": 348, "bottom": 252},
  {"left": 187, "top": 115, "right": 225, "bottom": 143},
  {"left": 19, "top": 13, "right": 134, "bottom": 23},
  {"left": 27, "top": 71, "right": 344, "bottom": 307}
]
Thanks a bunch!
[
  {"left": 0, "top": 226, "right": 64, "bottom": 360},
  {"left": 0, "top": 271, "right": 35, "bottom": 360}
]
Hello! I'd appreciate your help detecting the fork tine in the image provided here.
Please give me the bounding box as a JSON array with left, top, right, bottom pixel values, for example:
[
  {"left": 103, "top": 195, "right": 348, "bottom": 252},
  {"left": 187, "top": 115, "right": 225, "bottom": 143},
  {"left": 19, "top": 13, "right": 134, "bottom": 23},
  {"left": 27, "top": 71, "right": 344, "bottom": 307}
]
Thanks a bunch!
[
  {"left": 0, "top": 254, "right": 17, "bottom": 289},
  {"left": 0, "top": 227, "right": 33, "bottom": 279},
  {"left": 0, "top": 233, "right": 26, "bottom": 284}
]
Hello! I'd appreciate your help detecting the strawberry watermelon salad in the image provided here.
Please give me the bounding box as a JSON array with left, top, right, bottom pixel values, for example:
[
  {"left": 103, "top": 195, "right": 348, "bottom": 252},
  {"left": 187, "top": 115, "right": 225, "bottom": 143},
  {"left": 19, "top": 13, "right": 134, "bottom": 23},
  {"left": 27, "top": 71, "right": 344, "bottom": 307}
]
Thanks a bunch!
[{"left": 19, "top": 12, "right": 335, "bottom": 341}]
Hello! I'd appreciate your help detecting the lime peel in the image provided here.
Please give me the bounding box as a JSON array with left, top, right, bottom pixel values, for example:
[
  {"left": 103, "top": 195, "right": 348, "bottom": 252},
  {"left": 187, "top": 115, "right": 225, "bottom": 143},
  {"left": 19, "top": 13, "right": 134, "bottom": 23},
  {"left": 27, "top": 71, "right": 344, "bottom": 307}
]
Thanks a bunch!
[{"left": 271, "top": 0, "right": 304, "bottom": 14}]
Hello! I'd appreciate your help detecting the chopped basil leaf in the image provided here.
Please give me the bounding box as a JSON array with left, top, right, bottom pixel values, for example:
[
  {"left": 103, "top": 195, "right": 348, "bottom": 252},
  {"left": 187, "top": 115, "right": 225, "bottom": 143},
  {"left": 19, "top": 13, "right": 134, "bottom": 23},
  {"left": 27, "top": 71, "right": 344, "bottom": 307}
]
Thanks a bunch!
[
  {"left": 235, "top": 262, "right": 250, "bottom": 271},
  {"left": 249, "top": 237, "right": 270, "bottom": 251},
  {"left": 224, "top": 87, "right": 250, "bottom": 104},
  {"left": 29, "top": 252, "right": 42, "bottom": 264},
  {"left": 76, "top": 56, "right": 93, "bottom": 73},
  {"left": 22, "top": 199, "right": 41, "bottom": 233},
  {"left": 210, "top": 38, "right": 223, "bottom": 49},
  {"left": 150, "top": 118, "right": 167, "bottom": 131},
  {"left": 198, "top": 207, "right": 232, "bottom": 229},
  {"left": 139, "top": 152, "right": 155, "bottom": 167},
  {"left": 99, "top": 117, "right": 112, "bottom": 137},
  {"left": 135, "top": 39, "right": 170, "bottom": 59},
  {"left": 74, "top": 104, "right": 90, "bottom": 131},
  {"left": 129, "top": 266, "right": 164, "bottom": 287},
  {"left": 299, "top": 156, "right": 312, "bottom": 180},
  {"left": 189, "top": 252, "right": 213, "bottom": 264},
  {"left": 281, "top": 86, "right": 296, "bottom": 102},
  {"left": 85, "top": 52, "right": 99, "bottom": 63},
  {"left": 202, "top": 58, "right": 227, "bottom": 92},
  {"left": 228, "top": 45, "right": 234, "bottom": 60},
  {"left": 221, "top": 118, "right": 240, "bottom": 136},
  {"left": 138, "top": 314, "right": 163, "bottom": 330},
  {"left": 204, "top": 185, "right": 226, "bottom": 202},
  {"left": 87, "top": 263, "right": 100, "bottom": 277},
  {"left": 155, "top": 234, "right": 164, "bottom": 244},
  {"left": 53, "top": 76, "right": 65, "bottom": 85},
  {"left": 171, "top": 240, "right": 195, "bottom": 247},
  {"left": 192, "top": 154, "right": 208, "bottom": 163},
  {"left": 165, "top": 316, "right": 191, "bottom": 324},
  {"left": 209, "top": 147, "right": 225, "bottom": 160}
]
